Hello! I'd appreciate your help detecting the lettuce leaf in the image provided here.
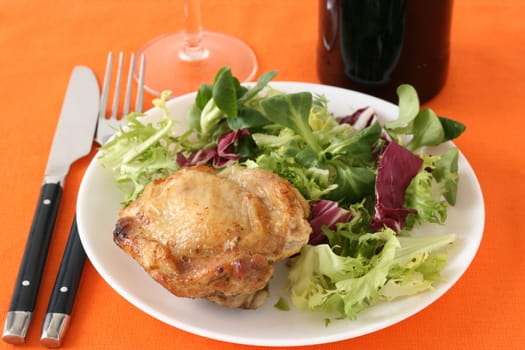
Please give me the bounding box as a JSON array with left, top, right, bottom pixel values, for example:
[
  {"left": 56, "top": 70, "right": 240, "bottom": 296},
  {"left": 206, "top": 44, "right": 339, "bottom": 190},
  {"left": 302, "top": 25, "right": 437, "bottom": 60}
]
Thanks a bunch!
[
  {"left": 288, "top": 229, "right": 455, "bottom": 319},
  {"left": 386, "top": 84, "right": 466, "bottom": 152},
  {"left": 260, "top": 92, "right": 322, "bottom": 154},
  {"left": 99, "top": 91, "right": 179, "bottom": 204},
  {"left": 404, "top": 150, "right": 459, "bottom": 230}
]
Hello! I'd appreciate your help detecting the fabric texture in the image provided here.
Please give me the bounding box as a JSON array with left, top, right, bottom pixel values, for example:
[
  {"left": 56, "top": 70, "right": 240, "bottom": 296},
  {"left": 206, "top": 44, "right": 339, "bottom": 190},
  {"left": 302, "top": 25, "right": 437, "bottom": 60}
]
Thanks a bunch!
[{"left": 0, "top": 0, "right": 523, "bottom": 349}]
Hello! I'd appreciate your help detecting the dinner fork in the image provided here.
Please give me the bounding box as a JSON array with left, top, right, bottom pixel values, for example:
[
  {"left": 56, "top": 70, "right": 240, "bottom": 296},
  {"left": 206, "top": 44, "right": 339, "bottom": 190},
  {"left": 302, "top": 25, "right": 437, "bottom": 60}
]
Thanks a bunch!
[
  {"left": 40, "top": 52, "right": 145, "bottom": 348},
  {"left": 96, "top": 51, "right": 146, "bottom": 145}
]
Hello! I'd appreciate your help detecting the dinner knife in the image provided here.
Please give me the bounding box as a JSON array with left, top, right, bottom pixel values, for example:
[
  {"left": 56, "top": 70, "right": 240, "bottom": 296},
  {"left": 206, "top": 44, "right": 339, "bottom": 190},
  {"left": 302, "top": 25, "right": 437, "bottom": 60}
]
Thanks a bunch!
[{"left": 2, "top": 66, "right": 99, "bottom": 345}]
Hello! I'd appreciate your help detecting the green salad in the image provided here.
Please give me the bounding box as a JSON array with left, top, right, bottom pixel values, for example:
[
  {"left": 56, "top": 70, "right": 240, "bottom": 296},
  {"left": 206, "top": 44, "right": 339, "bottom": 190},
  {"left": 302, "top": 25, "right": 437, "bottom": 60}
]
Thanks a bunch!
[{"left": 99, "top": 67, "right": 466, "bottom": 320}]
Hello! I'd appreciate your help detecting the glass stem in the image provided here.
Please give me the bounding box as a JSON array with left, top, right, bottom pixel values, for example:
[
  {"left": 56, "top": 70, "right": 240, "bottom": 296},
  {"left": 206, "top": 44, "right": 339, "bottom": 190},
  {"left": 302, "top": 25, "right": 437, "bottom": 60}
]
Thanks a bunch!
[{"left": 179, "top": 0, "right": 209, "bottom": 61}]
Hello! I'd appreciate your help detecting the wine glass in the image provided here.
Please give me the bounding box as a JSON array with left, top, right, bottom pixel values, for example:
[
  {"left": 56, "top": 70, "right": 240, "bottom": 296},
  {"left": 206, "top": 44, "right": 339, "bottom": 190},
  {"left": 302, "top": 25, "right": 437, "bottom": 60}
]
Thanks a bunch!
[{"left": 135, "top": 0, "right": 258, "bottom": 97}]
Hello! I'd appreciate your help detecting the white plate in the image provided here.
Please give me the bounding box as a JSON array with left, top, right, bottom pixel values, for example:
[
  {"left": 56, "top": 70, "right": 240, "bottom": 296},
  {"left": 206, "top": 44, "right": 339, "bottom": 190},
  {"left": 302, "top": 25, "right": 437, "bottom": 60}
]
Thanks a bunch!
[{"left": 76, "top": 82, "right": 484, "bottom": 347}]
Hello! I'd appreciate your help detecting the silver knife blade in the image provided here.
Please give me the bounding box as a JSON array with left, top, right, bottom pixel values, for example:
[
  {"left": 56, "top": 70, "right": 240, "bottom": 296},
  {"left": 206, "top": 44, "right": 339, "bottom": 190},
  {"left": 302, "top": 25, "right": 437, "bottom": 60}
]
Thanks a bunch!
[
  {"left": 2, "top": 66, "right": 99, "bottom": 345},
  {"left": 44, "top": 66, "right": 99, "bottom": 185}
]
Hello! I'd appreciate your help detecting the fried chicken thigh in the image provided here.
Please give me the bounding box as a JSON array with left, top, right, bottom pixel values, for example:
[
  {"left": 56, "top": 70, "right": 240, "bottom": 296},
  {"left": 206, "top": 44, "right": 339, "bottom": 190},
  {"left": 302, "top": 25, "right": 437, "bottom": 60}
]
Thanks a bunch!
[{"left": 113, "top": 165, "right": 311, "bottom": 309}]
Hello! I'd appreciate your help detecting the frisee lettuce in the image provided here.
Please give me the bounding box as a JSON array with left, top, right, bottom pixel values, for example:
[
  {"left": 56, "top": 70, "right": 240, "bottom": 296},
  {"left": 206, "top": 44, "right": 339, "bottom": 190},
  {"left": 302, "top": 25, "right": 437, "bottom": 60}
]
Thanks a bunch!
[
  {"left": 99, "top": 91, "right": 179, "bottom": 204},
  {"left": 288, "top": 229, "right": 455, "bottom": 319}
]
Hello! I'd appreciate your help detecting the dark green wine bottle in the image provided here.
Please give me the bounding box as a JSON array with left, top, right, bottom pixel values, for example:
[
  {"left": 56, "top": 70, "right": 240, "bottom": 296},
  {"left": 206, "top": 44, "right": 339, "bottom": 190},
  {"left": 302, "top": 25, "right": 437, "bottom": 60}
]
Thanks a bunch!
[{"left": 318, "top": 0, "right": 453, "bottom": 103}]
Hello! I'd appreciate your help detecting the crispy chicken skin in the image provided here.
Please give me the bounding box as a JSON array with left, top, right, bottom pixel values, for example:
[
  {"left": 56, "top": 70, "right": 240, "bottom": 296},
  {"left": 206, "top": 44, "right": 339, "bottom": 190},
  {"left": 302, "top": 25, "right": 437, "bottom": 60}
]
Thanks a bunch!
[{"left": 113, "top": 165, "right": 311, "bottom": 309}]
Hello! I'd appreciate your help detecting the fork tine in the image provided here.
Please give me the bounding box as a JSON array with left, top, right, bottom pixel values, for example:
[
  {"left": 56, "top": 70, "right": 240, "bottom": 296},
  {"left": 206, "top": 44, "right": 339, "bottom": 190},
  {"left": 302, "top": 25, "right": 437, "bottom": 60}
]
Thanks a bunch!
[
  {"left": 122, "top": 53, "right": 136, "bottom": 116},
  {"left": 135, "top": 54, "right": 145, "bottom": 113},
  {"left": 99, "top": 52, "right": 113, "bottom": 119},
  {"left": 110, "top": 52, "right": 124, "bottom": 119},
  {"left": 96, "top": 52, "right": 144, "bottom": 145}
]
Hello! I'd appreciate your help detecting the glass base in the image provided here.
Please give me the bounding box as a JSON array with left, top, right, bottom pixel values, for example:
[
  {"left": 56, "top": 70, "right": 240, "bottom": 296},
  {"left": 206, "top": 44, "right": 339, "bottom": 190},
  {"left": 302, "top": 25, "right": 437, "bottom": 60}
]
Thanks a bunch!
[{"left": 135, "top": 31, "right": 258, "bottom": 97}]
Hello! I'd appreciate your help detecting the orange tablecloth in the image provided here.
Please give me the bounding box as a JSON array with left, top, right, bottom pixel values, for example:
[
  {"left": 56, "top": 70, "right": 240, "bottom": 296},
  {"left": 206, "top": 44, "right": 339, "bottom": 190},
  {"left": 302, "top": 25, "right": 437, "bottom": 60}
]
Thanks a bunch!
[{"left": 1, "top": 1, "right": 524, "bottom": 349}]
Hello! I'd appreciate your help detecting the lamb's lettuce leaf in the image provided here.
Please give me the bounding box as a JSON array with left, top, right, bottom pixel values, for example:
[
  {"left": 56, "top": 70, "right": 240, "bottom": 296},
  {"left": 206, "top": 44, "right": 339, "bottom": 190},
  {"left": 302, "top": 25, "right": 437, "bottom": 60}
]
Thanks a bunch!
[
  {"left": 260, "top": 92, "right": 322, "bottom": 154},
  {"left": 386, "top": 84, "right": 466, "bottom": 152}
]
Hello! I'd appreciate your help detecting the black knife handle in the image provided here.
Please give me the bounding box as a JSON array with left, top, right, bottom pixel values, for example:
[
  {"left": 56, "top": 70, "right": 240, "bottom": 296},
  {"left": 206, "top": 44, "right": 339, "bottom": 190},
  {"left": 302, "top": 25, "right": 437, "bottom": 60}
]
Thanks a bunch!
[
  {"left": 40, "top": 216, "right": 86, "bottom": 347},
  {"left": 45, "top": 215, "right": 86, "bottom": 315},
  {"left": 9, "top": 182, "right": 62, "bottom": 312},
  {"left": 2, "top": 182, "right": 62, "bottom": 344}
]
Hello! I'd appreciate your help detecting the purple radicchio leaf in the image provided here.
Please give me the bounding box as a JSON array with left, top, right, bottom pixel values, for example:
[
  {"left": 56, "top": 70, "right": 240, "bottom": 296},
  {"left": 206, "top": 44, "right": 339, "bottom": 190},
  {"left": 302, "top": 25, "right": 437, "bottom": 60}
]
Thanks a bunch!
[
  {"left": 176, "top": 129, "right": 250, "bottom": 168},
  {"left": 338, "top": 106, "right": 391, "bottom": 148},
  {"left": 176, "top": 148, "right": 217, "bottom": 167},
  {"left": 370, "top": 141, "right": 423, "bottom": 233},
  {"left": 308, "top": 200, "right": 352, "bottom": 245},
  {"left": 213, "top": 129, "right": 250, "bottom": 167},
  {"left": 337, "top": 107, "right": 378, "bottom": 130}
]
